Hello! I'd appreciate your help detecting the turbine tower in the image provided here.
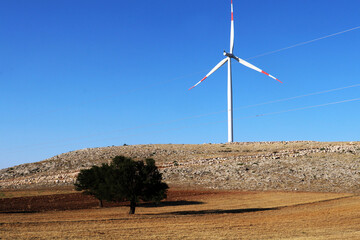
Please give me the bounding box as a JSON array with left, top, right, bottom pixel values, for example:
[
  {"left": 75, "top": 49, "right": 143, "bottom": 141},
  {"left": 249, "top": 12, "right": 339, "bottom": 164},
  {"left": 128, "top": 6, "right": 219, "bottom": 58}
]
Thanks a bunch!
[{"left": 189, "top": 0, "right": 282, "bottom": 143}]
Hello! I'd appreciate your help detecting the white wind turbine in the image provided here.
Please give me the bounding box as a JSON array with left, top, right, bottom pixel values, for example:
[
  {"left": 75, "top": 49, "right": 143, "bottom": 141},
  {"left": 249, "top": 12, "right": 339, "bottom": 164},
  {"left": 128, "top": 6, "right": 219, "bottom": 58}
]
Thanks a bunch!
[{"left": 189, "top": 0, "right": 282, "bottom": 143}]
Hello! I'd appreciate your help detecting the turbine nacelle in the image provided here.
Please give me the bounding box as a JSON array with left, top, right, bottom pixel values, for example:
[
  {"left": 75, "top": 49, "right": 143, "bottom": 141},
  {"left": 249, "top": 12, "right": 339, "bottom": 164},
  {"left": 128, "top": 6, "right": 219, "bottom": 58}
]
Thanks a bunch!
[{"left": 223, "top": 51, "right": 235, "bottom": 59}]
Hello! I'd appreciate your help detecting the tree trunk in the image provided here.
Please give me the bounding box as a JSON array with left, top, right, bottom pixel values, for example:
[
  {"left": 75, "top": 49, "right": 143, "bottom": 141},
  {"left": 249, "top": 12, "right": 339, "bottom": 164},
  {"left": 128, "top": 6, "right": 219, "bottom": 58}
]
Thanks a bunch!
[
  {"left": 99, "top": 199, "right": 103, "bottom": 208},
  {"left": 129, "top": 200, "right": 136, "bottom": 214}
]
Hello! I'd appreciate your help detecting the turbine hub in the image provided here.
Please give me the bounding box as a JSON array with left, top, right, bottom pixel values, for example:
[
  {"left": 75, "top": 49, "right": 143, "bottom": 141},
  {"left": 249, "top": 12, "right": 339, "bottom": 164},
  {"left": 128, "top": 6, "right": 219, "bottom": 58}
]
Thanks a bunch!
[{"left": 223, "top": 51, "right": 234, "bottom": 58}]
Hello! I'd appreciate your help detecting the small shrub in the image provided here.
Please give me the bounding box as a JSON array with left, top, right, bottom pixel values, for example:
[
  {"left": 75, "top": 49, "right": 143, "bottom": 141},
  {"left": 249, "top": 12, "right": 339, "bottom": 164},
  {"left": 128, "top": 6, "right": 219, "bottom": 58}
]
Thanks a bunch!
[{"left": 219, "top": 149, "right": 232, "bottom": 152}]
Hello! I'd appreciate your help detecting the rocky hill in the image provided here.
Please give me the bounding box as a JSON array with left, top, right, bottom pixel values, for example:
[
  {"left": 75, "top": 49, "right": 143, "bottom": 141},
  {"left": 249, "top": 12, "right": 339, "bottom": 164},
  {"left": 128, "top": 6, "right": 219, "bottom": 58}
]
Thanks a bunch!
[{"left": 1, "top": 141, "right": 360, "bottom": 193}]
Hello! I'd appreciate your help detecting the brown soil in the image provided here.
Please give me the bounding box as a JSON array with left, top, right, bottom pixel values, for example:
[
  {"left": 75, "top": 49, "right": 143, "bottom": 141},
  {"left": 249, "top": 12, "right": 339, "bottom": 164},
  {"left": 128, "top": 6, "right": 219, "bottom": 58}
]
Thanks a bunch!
[
  {"left": 1, "top": 188, "right": 359, "bottom": 239},
  {"left": 0, "top": 188, "right": 211, "bottom": 213}
]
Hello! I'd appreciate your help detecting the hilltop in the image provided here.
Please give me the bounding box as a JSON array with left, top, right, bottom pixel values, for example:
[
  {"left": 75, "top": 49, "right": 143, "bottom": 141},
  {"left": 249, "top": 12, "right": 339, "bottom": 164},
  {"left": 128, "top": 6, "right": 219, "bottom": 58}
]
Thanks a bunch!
[{"left": 1, "top": 141, "right": 360, "bottom": 193}]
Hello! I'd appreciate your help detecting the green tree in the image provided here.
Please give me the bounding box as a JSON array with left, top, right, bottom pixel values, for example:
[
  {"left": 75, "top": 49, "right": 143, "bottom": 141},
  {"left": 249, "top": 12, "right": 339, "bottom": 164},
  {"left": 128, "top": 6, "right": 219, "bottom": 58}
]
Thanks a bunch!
[
  {"left": 74, "top": 164, "right": 112, "bottom": 207},
  {"left": 74, "top": 156, "right": 168, "bottom": 214}
]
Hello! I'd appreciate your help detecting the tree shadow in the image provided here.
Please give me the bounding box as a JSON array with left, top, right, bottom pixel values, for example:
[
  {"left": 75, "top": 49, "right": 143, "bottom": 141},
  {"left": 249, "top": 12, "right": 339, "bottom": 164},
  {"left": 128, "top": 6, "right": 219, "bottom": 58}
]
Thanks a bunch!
[
  {"left": 140, "top": 200, "right": 204, "bottom": 208},
  {"left": 162, "top": 207, "right": 278, "bottom": 216}
]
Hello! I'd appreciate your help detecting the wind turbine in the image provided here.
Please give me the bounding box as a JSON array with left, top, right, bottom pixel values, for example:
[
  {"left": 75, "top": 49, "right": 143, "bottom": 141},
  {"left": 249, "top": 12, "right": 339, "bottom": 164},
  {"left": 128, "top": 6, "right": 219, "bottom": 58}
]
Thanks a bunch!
[{"left": 189, "top": 0, "right": 282, "bottom": 143}]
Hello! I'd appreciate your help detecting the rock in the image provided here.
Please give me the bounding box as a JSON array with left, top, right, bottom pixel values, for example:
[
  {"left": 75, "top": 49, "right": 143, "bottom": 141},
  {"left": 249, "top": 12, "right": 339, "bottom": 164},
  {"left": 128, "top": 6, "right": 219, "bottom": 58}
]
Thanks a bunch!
[{"left": 1, "top": 142, "right": 360, "bottom": 192}]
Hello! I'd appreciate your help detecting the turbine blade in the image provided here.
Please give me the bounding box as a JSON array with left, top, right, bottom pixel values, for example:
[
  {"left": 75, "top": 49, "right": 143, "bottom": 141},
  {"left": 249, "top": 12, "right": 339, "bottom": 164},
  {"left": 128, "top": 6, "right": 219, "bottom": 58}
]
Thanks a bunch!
[
  {"left": 234, "top": 56, "right": 282, "bottom": 83},
  {"left": 230, "top": 0, "right": 234, "bottom": 54},
  {"left": 189, "top": 58, "right": 228, "bottom": 90}
]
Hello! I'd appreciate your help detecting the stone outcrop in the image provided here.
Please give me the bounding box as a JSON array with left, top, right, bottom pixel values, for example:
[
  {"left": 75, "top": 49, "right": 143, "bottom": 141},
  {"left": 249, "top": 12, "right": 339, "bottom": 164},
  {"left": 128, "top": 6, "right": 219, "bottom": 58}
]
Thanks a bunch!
[{"left": 1, "top": 141, "right": 360, "bottom": 193}]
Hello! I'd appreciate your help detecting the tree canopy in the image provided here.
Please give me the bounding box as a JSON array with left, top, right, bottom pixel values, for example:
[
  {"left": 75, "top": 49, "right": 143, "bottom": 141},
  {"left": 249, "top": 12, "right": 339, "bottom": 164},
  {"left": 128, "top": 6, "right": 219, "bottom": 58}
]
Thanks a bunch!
[{"left": 74, "top": 156, "right": 168, "bottom": 214}]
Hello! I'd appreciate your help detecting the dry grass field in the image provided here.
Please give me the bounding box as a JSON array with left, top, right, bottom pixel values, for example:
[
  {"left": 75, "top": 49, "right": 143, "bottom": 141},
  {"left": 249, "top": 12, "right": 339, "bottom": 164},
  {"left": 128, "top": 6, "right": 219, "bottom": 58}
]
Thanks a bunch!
[
  {"left": 2, "top": 142, "right": 360, "bottom": 239},
  {"left": 1, "top": 189, "right": 360, "bottom": 239},
  {"left": 0, "top": 187, "right": 76, "bottom": 199}
]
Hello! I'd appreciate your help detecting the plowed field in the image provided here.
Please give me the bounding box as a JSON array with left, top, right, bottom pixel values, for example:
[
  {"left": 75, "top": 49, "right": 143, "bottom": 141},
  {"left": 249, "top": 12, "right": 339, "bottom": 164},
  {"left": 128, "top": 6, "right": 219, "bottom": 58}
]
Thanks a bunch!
[{"left": 1, "top": 189, "right": 360, "bottom": 239}]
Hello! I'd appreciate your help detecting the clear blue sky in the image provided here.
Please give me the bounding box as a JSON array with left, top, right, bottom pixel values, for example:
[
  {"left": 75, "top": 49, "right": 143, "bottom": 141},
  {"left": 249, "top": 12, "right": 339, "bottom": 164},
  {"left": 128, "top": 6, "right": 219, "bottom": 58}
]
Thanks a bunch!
[{"left": 1, "top": 0, "right": 360, "bottom": 169}]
